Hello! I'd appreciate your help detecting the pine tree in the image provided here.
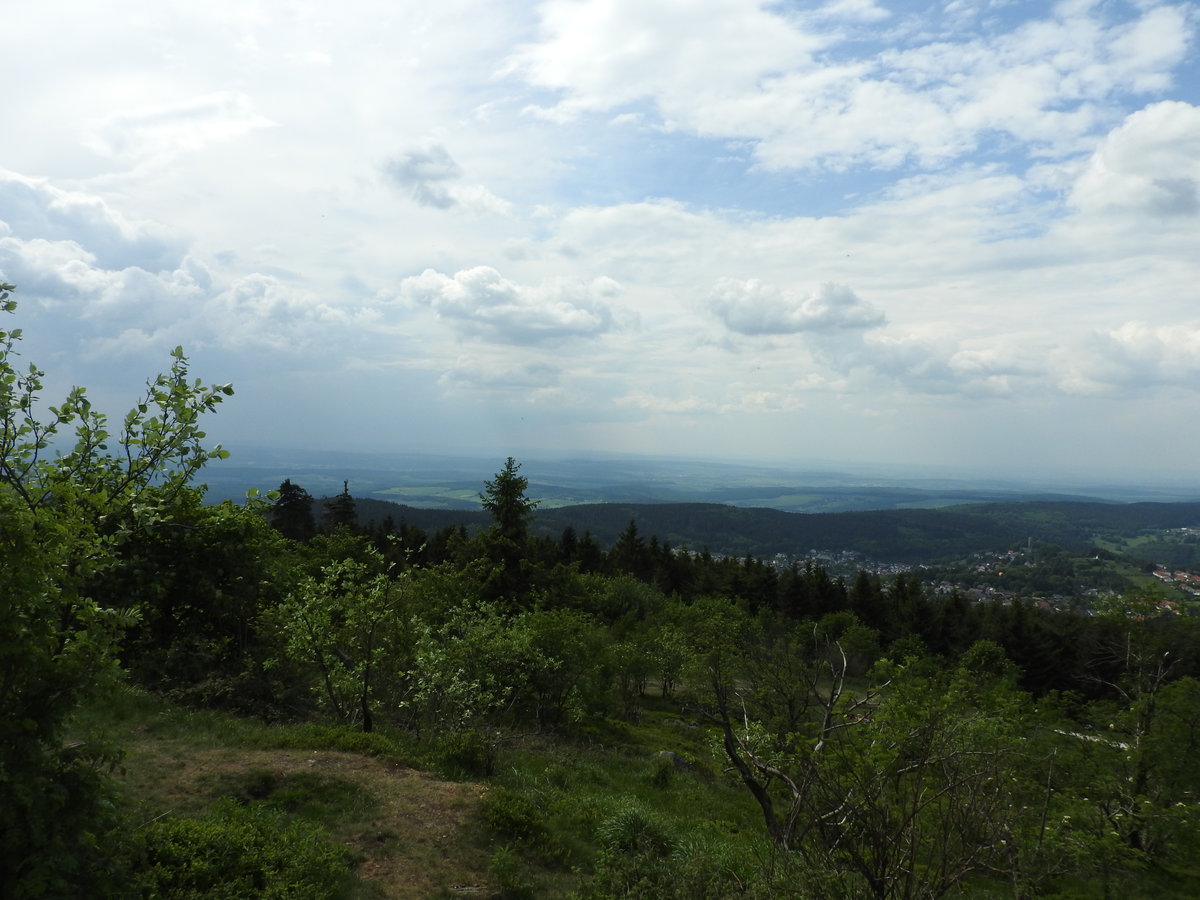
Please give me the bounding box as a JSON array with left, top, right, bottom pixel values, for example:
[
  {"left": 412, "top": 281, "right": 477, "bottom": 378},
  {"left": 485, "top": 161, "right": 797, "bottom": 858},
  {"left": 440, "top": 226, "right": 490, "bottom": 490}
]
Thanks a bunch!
[
  {"left": 480, "top": 457, "right": 537, "bottom": 542},
  {"left": 323, "top": 480, "right": 357, "bottom": 531}
]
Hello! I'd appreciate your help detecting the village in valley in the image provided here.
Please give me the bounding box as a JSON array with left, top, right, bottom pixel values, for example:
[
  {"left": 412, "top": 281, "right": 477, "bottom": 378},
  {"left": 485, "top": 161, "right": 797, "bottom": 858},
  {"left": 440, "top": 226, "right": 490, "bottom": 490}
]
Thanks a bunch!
[{"left": 753, "top": 535, "right": 1200, "bottom": 617}]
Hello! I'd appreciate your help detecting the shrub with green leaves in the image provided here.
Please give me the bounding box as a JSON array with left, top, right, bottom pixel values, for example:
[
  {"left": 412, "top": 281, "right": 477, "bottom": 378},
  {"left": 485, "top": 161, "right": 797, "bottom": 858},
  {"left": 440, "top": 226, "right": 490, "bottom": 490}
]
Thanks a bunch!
[
  {"left": 483, "top": 786, "right": 546, "bottom": 843},
  {"left": 0, "top": 284, "right": 236, "bottom": 898},
  {"left": 128, "top": 799, "right": 355, "bottom": 899}
]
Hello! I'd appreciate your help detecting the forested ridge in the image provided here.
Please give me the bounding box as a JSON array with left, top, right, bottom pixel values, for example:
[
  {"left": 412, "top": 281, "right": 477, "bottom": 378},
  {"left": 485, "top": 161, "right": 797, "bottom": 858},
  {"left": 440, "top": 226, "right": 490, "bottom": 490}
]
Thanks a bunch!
[
  {"left": 5, "top": 283, "right": 1200, "bottom": 899},
  {"left": 350, "top": 495, "right": 1200, "bottom": 564}
]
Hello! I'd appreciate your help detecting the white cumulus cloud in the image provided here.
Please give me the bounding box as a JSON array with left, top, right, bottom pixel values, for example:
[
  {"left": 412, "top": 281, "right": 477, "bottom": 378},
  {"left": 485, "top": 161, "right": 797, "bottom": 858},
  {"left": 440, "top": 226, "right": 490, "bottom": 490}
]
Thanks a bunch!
[
  {"left": 0, "top": 170, "right": 183, "bottom": 272},
  {"left": 1071, "top": 101, "right": 1200, "bottom": 216},
  {"left": 511, "top": 0, "right": 1196, "bottom": 171},
  {"left": 400, "top": 266, "right": 621, "bottom": 344},
  {"left": 1062, "top": 320, "right": 1200, "bottom": 392},
  {"left": 709, "top": 278, "right": 885, "bottom": 335}
]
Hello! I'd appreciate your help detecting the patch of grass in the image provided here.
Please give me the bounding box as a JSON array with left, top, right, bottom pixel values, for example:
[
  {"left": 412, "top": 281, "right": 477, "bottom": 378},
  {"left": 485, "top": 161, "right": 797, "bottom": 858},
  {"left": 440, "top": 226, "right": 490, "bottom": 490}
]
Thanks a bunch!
[
  {"left": 246, "top": 722, "right": 414, "bottom": 761},
  {"left": 468, "top": 710, "right": 763, "bottom": 896},
  {"left": 207, "top": 769, "right": 379, "bottom": 828},
  {"left": 81, "top": 683, "right": 769, "bottom": 898}
]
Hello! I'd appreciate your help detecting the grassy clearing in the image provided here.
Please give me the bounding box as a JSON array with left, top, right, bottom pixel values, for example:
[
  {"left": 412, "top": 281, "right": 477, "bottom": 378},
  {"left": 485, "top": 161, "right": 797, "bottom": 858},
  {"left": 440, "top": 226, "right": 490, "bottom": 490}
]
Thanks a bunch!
[
  {"left": 77, "top": 690, "right": 491, "bottom": 899},
  {"left": 74, "top": 687, "right": 768, "bottom": 898}
]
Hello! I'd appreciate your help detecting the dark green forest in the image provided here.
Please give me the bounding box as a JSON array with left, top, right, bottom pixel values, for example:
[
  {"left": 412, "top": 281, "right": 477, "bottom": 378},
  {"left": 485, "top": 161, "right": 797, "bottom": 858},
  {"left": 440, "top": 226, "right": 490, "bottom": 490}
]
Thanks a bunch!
[
  {"left": 350, "top": 494, "right": 1200, "bottom": 567},
  {"left": 5, "top": 283, "right": 1200, "bottom": 899}
]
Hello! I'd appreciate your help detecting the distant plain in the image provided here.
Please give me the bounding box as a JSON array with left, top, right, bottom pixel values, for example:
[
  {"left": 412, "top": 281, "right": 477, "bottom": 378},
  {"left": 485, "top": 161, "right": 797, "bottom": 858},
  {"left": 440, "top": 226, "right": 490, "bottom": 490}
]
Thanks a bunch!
[{"left": 202, "top": 446, "right": 1200, "bottom": 514}]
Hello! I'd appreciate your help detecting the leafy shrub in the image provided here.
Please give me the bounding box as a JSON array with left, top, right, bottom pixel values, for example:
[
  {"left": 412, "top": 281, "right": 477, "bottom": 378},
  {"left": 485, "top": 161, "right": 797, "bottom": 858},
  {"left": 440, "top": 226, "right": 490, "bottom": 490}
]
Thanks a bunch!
[
  {"left": 0, "top": 749, "right": 125, "bottom": 900},
  {"left": 436, "top": 728, "right": 500, "bottom": 777},
  {"left": 488, "top": 844, "right": 534, "bottom": 900},
  {"left": 483, "top": 786, "right": 545, "bottom": 843},
  {"left": 574, "top": 833, "right": 758, "bottom": 900},
  {"left": 671, "top": 835, "right": 757, "bottom": 899},
  {"left": 128, "top": 799, "right": 355, "bottom": 899},
  {"left": 649, "top": 754, "right": 676, "bottom": 789}
]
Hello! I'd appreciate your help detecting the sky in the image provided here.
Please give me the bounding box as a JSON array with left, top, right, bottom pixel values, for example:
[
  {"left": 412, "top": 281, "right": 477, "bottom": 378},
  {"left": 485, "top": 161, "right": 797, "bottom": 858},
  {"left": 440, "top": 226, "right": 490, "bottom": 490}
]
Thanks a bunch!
[{"left": 2, "top": 0, "right": 1199, "bottom": 483}]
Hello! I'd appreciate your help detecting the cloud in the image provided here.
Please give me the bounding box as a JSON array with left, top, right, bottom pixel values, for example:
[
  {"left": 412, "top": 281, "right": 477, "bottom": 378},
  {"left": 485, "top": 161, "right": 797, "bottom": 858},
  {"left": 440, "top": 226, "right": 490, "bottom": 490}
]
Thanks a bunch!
[
  {"left": 209, "top": 273, "right": 351, "bottom": 351},
  {"left": 511, "top": 0, "right": 1197, "bottom": 171},
  {"left": 1061, "top": 321, "right": 1200, "bottom": 392},
  {"left": 83, "top": 91, "right": 275, "bottom": 162},
  {"left": 0, "top": 216, "right": 350, "bottom": 360},
  {"left": 0, "top": 170, "right": 183, "bottom": 272},
  {"left": 508, "top": 0, "right": 824, "bottom": 122},
  {"left": 616, "top": 386, "right": 808, "bottom": 414},
  {"left": 400, "top": 266, "right": 621, "bottom": 344},
  {"left": 382, "top": 144, "right": 512, "bottom": 214},
  {"left": 0, "top": 171, "right": 379, "bottom": 358},
  {"left": 813, "top": 0, "right": 890, "bottom": 24},
  {"left": 383, "top": 144, "right": 464, "bottom": 209},
  {"left": 616, "top": 390, "right": 719, "bottom": 414},
  {"left": 0, "top": 232, "right": 199, "bottom": 323},
  {"left": 709, "top": 278, "right": 885, "bottom": 335},
  {"left": 439, "top": 357, "right": 564, "bottom": 394},
  {"left": 846, "top": 332, "right": 1038, "bottom": 397},
  {"left": 1071, "top": 101, "right": 1200, "bottom": 216},
  {"left": 0, "top": 226, "right": 347, "bottom": 357}
]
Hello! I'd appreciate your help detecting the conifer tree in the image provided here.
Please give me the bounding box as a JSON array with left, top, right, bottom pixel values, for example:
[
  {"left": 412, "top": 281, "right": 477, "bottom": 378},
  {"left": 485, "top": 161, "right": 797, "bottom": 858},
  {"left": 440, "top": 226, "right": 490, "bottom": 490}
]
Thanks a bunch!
[
  {"left": 479, "top": 458, "right": 538, "bottom": 604},
  {"left": 480, "top": 457, "right": 537, "bottom": 542},
  {"left": 323, "top": 480, "right": 357, "bottom": 531}
]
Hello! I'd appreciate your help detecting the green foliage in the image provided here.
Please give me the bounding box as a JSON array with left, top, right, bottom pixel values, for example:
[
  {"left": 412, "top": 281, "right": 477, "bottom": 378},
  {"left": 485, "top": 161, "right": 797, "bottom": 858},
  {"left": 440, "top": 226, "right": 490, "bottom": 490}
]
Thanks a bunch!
[
  {"left": 209, "top": 769, "right": 378, "bottom": 828},
  {"left": 649, "top": 754, "right": 676, "bottom": 788},
  {"left": 92, "top": 489, "right": 297, "bottom": 712},
  {"left": 272, "top": 553, "right": 414, "bottom": 731},
  {"left": 405, "top": 601, "right": 612, "bottom": 761},
  {"left": 323, "top": 480, "right": 357, "bottom": 531},
  {"left": 0, "top": 286, "right": 234, "bottom": 896},
  {"left": 707, "top": 613, "right": 1050, "bottom": 897},
  {"left": 595, "top": 803, "right": 675, "bottom": 857},
  {"left": 481, "top": 457, "right": 538, "bottom": 542},
  {"left": 127, "top": 799, "right": 355, "bottom": 899},
  {"left": 489, "top": 844, "right": 535, "bottom": 900},
  {"left": 478, "top": 458, "right": 540, "bottom": 604},
  {"left": 574, "top": 809, "right": 756, "bottom": 900},
  {"left": 440, "top": 728, "right": 502, "bottom": 778},
  {"left": 271, "top": 478, "right": 316, "bottom": 541},
  {"left": 484, "top": 786, "right": 547, "bottom": 844}
]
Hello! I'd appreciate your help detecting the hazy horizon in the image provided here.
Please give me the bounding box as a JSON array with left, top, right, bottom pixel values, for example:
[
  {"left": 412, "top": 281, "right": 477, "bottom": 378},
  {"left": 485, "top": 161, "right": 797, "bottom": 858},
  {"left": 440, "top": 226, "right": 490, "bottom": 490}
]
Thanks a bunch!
[{"left": 197, "top": 442, "right": 1200, "bottom": 509}]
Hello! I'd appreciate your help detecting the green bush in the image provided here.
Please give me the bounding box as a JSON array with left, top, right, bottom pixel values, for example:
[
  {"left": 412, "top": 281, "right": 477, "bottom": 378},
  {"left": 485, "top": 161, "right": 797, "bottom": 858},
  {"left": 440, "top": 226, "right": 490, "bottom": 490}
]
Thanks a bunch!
[
  {"left": 649, "top": 754, "right": 676, "bottom": 789},
  {"left": 439, "top": 729, "right": 499, "bottom": 777},
  {"left": 483, "top": 786, "right": 545, "bottom": 843},
  {"left": 595, "top": 803, "right": 675, "bottom": 857},
  {"left": 0, "top": 749, "right": 126, "bottom": 900},
  {"left": 488, "top": 844, "right": 534, "bottom": 900},
  {"left": 128, "top": 799, "right": 355, "bottom": 899}
]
